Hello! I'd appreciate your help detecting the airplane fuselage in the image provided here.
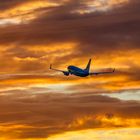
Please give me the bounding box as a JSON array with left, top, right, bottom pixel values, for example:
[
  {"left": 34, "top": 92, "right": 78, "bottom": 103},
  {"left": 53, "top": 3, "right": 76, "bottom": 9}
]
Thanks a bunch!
[
  {"left": 68, "top": 66, "right": 89, "bottom": 77},
  {"left": 50, "top": 58, "right": 115, "bottom": 77}
]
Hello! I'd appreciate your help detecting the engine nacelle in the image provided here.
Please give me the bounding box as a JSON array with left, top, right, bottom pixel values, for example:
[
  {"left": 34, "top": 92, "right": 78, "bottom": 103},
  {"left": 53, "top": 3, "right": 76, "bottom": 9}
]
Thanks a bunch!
[{"left": 63, "top": 71, "right": 69, "bottom": 76}]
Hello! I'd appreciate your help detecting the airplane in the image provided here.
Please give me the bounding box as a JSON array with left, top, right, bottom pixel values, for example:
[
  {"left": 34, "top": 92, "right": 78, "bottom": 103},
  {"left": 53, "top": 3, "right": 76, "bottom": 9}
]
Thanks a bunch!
[{"left": 50, "top": 59, "right": 115, "bottom": 77}]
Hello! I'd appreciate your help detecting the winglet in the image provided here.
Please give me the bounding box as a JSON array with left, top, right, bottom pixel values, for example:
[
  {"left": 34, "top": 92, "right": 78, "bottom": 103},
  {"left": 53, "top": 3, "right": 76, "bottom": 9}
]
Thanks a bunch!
[
  {"left": 50, "top": 64, "right": 52, "bottom": 69},
  {"left": 113, "top": 68, "right": 115, "bottom": 73}
]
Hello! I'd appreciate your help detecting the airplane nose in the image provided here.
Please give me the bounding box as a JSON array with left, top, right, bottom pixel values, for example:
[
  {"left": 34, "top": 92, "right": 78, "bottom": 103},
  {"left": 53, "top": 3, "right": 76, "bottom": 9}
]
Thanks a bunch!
[
  {"left": 67, "top": 66, "right": 73, "bottom": 74},
  {"left": 67, "top": 66, "right": 70, "bottom": 72},
  {"left": 68, "top": 66, "right": 72, "bottom": 70}
]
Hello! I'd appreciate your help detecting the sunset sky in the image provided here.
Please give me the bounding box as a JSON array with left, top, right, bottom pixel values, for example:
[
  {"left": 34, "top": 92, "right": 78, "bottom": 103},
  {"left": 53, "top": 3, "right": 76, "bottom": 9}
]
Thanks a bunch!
[{"left": 0, "top": 0, "right": 140, "bottom": 140}]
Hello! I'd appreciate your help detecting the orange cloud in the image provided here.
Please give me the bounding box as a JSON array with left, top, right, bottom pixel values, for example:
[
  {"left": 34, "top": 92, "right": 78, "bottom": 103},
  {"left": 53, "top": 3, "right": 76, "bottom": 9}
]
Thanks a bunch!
[
  {"left": 0, "top": 93, "right": 139, "bottom": 139},
  {"left": 0, "top": 0, "right": 139, "bottom": 139},
  {"left": 47, "top": 128, "right": 140, "bottom": 140},
  {"left": 69, "top": 115, "right": 140, "bottom": 129},
  {"left": 0, "top": 0, "right": 60, "bottom": 25}
]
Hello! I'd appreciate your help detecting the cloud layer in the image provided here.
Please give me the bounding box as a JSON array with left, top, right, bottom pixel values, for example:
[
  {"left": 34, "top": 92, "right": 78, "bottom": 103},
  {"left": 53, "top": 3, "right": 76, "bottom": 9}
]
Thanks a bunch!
[
  {"left": 0, "top": 93, "right": 139, "bottom": 139},
  {"left": 0, "top": 0, "right": 140, "bottom": 139}
]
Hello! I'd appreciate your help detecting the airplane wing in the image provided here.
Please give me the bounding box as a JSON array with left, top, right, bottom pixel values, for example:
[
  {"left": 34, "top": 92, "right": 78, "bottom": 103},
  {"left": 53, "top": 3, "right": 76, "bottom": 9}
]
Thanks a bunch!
[
  {"left": 50, "top": 64, "right": 69, "bottom": 76},
  {"left": 89, "top": 68, "right": 115, "bottom": 75}
]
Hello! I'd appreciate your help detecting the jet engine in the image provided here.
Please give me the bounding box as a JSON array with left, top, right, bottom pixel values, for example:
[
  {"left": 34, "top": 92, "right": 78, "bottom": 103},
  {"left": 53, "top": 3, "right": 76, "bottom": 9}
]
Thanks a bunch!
[{"left": 63, "top": 71, "right": 69, "bottom": 76}]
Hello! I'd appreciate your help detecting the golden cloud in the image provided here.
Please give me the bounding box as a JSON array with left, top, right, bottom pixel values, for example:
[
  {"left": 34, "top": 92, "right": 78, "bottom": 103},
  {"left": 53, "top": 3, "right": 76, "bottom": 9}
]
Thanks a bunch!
[
  {"left": 0, "top": 0, "right": 139, "bottom": 139},
  {"left": 47, "top": 128, "right": 140, "bottom": 140}
]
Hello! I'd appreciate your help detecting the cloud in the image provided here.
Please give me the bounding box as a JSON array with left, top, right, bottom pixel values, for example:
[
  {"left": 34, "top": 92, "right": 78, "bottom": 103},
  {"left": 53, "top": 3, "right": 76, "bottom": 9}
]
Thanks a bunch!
[
  {"left": 46, "top": 128, "right": 140, "bottom": 140},
  {"left": 0, "top": 0, "right": 139, "bottom": 48},
  {"left": 0, "top": 63, "right": 140, "bottom": 94},
  {"left": 0, "top": 0, "right": 139, "bottom": 75},
  {"left": 0, "top": 92, "right": 139, "bottom": 139},
  {"left": 0, "top": 1, "right": 139, "bottom": 139},
  {"left": 0, "top": 0, "right": 29, "bottom": 11},
  {"left": 0, "top": 0, "right": 138, "bottom": 48}
]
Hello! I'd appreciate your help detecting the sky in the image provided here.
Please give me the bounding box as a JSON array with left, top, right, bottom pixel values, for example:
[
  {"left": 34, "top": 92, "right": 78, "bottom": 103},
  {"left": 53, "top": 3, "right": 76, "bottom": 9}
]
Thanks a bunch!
[{"left": 0, "top": 0, "right": 140, "bottom": 139}]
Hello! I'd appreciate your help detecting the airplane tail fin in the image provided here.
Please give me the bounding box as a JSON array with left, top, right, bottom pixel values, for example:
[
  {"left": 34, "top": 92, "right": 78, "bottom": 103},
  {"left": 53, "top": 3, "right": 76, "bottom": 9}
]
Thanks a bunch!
[{"left": 85, "top": 58, "right": 91, "bottom": 72}]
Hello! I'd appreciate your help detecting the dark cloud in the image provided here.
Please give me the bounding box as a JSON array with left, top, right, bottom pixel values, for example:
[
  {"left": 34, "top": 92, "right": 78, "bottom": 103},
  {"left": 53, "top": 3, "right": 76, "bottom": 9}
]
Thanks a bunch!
[
  {"left": 0, "top": 93, "right": 139, "bottom": 138},
  {"left": 0, "top": 0, "right": 139, "bottom": 54}
]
